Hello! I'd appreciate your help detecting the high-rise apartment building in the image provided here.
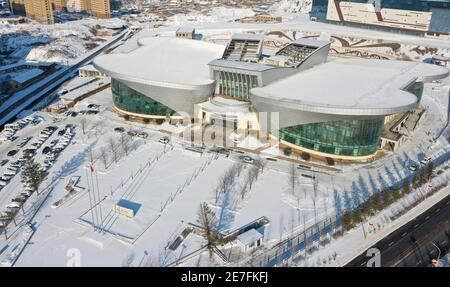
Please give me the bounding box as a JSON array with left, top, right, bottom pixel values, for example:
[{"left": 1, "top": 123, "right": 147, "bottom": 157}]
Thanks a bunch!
[
  {"left": 50, "top": 0, "right": 67, "bottom": 11},
  {"left": 53, "top": 0, "right": 110, "bottom": 18},
  {"left": 24, "top": 0, "right": 54, "bottom": 24},
  {"left": 65, "top": 0, "right": 88, "bottom": 13},
  {"left": 88, "top": 0, "right": 110, "bottom": 19}
]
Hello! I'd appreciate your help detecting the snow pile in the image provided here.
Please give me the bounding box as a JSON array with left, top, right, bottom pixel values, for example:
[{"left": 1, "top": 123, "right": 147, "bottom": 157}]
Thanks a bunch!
[
  {"left": 167, "top": 7, "right": 255, "bottom": 25},
  {"left": 268, "top": 0, "right": 312, "bottom": 14},
  {"left": 0, "top": 18, "right": 124, "bottom": 65}
]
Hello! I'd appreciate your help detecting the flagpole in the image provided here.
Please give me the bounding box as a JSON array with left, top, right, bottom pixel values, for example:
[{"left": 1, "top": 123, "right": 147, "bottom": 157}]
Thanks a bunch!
[
  {"left": 89, "top": 163, "right": 100, "bottom": 232},
  {"left": 94, "top": 168, "right": 104, "bottom": 233},
  {"left": 85, "top": 166, "right": 96, "bottom": 231}
]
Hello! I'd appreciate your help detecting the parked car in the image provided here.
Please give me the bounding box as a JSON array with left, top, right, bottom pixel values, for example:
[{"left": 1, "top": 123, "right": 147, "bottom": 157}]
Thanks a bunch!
[
  {"left": 88, "top": 104, "right": 100, "bottom": 109},
  {"left": 159, "top": 136, "right": 170, "bottom": 144},
  {"left": 243, "top": 156, "right": 254, "bottom": 164},
  {"left": 408, "top": 164, "right": 418, "bottom": 172},
  {"left": 7, "top": 150, "right": 18, "bottom": 157},
  {"left": 420, "top": 157, "right": 432, "bottom": 165},
  {"left": 0, "top": 159, "right": 9, "bottom": 166},
  {"left": 49, "top": 139, "right": 59, "bottom": 147},
  {"left": 137, "top": 131, "right": 148, "bottom": 139},
  {"left": 58, "top": 129, "right": 66, "bottom": 136},
  {"left": 20, "top": 190, "right": 33, "bottom": 197},
  {"left": 114, "top": 127, "right": 125, "bottom": 133},
  {"left": 71, "top": 112, "right": 78, "bottom": 117},
  {"left": 42, "top": 146, "right": 51, "bottom": 154},
  {"left": 127, "top": 130, "right": 138, "bottom": 137}
]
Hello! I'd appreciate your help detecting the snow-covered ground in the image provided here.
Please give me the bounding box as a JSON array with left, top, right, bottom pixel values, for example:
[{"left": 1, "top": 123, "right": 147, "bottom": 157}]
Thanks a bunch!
[
  {"left": 0, "top": 69, "right": 446, "bottom": 266},
  {"left": 0, "top": 7, "right": 449, "bottom": 266},
  {"left": 0, "top": 18, "right": 124, "bottom": 65}
]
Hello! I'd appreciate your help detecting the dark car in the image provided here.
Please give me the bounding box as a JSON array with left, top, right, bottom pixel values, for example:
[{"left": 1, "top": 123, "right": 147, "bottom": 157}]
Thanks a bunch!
[
  {"left": 71, "top": 112, "right": 78, "bottom": 117},
  {"left": 0, "top": 159, "right": 9, "bottom": 166},
  {"left": 86, "top": 110, "right": 99, "bottom": 115},
  {"left": 42, "top": 146, "right": 51, "bottom": 154},
  {"left": 7, "top": 150, "right": 18, "bottom": 157},
  {"left": 88, "top": 104, "right": 100, "bottom": 109},
  {"left": 114, "top": 127, "right": 125, "bottom": 133},
  {"left": 58, "top": 129, "right": 66, "bottom": 136}
]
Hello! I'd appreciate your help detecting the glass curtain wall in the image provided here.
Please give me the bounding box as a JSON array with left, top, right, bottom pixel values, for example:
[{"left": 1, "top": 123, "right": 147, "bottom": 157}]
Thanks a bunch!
[
  {"left": 279, "top": 118, "right": 385, "bottom": 157},
  {"left": 111, "top": 79, "right": 175, "bottom": 116},
  {"left": 217, "top": 71, "right": 258, "bottom": 100}
]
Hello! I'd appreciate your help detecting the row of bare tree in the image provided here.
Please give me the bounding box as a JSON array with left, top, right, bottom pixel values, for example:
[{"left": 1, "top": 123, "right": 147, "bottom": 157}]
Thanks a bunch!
[{"left": 88, "top": 132, "right": 136, "bottom": 169}]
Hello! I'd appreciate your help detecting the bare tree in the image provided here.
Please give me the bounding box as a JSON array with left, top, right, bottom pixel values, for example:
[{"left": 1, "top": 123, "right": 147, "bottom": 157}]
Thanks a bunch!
[
  {"left": 235, "top": 161, "right": 244, "bottom": 177},
  {"left": 197, "top": 202, "right": 219, "bottom": 257},
  {"left": 120, "top": 133, "right": 131, "bottom": 156},
  {"left": 240, "top": 180, "right": 248, "bottom": 199},
  {"left": 80, "top": 117, "right": 89, "bottom": 135},
  {"left": 215, "top": 166, "right": 236, "bottom": 203},
  {"left": 312, "top": 174, "right": 319, "bottom": 226},
  {"left": 255, "top": 158, "right": 266, "bottom": 173},
  {"left": 99, "top": 147, "right": 108, "bottom": 169},
  {"left": 289, "top": 163, "right": 297, "bottom": 194},
  {"left": 108, "top": 137, "right": 118, "bottom": 162},
  {"left": 246, "top": 166, "right": 260, "bottom": 190}
]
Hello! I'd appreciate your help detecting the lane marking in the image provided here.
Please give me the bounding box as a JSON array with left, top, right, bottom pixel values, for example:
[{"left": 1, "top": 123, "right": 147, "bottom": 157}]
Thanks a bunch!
[
  {"left": 425, "top": 216, "right": 430, "bottom": 220},
  {"left": 388, "top": 241, "right": 395, "bottom": 246},
  {"left": 415, "top": 260, "right": 422, "bottom": 266},
  {"left": 414, "top": 223, "right": 420, "bottom": 228},
  {"left": 401, "top": 232, "right": 407, "bottom": 237},
  {"left": 360, "top": 261, "right": 366, "bottom": 267},
  {"left": 435, "top": 208, "right": 440, "bottom": 213}
]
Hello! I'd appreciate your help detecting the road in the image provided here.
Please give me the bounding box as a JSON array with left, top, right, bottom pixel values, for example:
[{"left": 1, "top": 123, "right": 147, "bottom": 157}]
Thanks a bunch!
[
  {"left": 0, "top": 28, "right": 129, "bottom": 127},
  {"left": 346, "top": 193, "right": 450, "bottom": 267}
]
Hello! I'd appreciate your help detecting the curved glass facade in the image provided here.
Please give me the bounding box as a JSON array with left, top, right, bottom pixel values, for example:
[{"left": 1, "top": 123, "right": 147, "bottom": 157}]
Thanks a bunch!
[
  {"left": 406, "top": 81, "right": 424, "bottom": 103},
  {"left": 279, "top": 118, "right": 384, "bottom": 157},
  {"left": 111, "top": 79, "right": 175, "bottom": 116}
]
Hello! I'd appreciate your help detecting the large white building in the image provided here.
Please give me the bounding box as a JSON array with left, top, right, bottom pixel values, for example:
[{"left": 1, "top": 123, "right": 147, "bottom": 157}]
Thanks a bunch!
[{"left": 94, "top": 34, "right": 449, "bottom": 160}]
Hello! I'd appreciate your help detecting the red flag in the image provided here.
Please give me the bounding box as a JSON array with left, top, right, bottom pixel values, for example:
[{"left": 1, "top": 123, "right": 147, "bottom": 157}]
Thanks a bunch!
[
  {"left": 431, "top": 259, "right": 438, "bottom": 265},
  {"left": 368, "top": 223, "right": 374, "bottom": 227},
  {"left": 428, "top": 184, "right": 433, "bottom": 188}
]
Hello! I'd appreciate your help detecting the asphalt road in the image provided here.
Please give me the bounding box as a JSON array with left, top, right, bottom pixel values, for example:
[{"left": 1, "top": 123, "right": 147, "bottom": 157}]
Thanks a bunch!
[{"left": 346, "top": 193, "right": 450, "bottom": 267}]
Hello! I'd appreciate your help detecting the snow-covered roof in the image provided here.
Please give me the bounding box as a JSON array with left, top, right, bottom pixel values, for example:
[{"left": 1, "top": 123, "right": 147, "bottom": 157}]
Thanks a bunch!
[
  {"left": 209, "top": 59, "right": 275, "bottom": 72},
  {"left": 231, "top": 33, "right": 264, "bottom": 42},
  {"left": 176, "top": 27, "right": 195, "bottom": 34},
  {"left": 294, "top": 38, "right": 331, "bottom": 48},
  {"left": 94, "top": 37, "right": 225, "bottom": 87},
  {"left": 237, "top": 229, "right": 263, "bottom": 246},
  {"left": 79, "top": 64, "right": 100, "bottom": 72},
  {"left": 7, "top": 69, "right": 43, "bottom": 84},
  {"left": 250, "top": 58, "right": 450, "bottom": 116}
]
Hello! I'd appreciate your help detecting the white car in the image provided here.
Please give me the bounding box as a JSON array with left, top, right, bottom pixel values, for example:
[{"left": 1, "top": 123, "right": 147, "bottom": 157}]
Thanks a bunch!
[
  {"left": 420, "top": 157, "right": 432, "bottom": 165},
  {"left": 243, "top": 156, "right": 254, "bottom": 164},
  {"left": 408, "top": 165, "right": 418, "bottom": 172},
  {"left": 20, "top": 190, "right": 33, "bottom": 197},
  {"left": 159, "top": 136, "right": 170, "bottom": 144},
  {"left": 6, "top": 202, "right": 20, "bottom": 209}
]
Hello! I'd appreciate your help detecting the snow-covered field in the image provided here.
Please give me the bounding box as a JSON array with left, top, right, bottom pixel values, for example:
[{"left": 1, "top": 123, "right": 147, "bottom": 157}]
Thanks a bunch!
[
  {"left": 0, "top": 4, "right": 449, "bottom": 266},
  {"left": 0, "top": 69, "right": 446, "bottom": 266},
  {"left": 0, "top": 18, "right": 124, "bottom": 65}
]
